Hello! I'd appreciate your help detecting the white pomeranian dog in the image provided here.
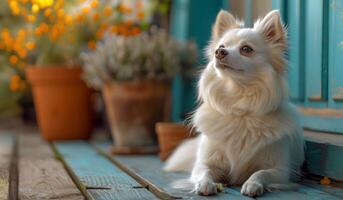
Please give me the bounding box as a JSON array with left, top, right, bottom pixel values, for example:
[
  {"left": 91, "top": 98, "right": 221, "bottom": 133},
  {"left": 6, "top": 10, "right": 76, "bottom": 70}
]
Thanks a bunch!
[{"left": 164, "top": 10, "right": 304, "bottom": 197}]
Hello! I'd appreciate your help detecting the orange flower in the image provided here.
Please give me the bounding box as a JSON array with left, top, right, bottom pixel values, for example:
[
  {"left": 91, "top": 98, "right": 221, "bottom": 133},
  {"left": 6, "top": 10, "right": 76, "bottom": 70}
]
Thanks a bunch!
[
  {"left": 76, "top": 14, "right": 85, "bottom": 22},
  {"left": 0, "top": 42, "right": 5, "bottom": 49},
  {"left": 44, "top": 8, "right": 52, "bottom": 17},
  {"left": 9, "top": 74, "right": 25, "bottom": 92},
  {"left": 119, "top": 3, "right": 132, "bottom": 14},
  {"left": 64, "top": 15, "right": 73, "bottom": 25},
  {"left": 131, "top": 27, "right": 141, "bottom": 35},
  {"left": 90, "top": 0, "right": 98, "bottom": 8},
  {"left": 135, "top": 0, "right": 143, "bottom": 9},
  {"left": 25, "top": 42, "right": 36, "bottom": 50},
  {"left": 93, "top": 13, "right": 100, "bottom": 21},
  {"left": 96, "top": 30, "right": 104, "bottom": 39},
  {"left": 110, "top": 26, "right": 118, "bottom": 33},
  {"left": 82, "top": 7, "right": 90, "bottom": 14},
  {"left": 87, "top": 40, "right": 96, "bottom": 50},
  {"left": 10, "top": 75, "right": 20, "bottom": 91},
  {"left": 137, "top": 12, "right": 145, "bottom": 20},
  {"left": 26, "top": 15, "right": 36, "bottom": 22},
  {"left": 18, "top": 49, "right": 27, "bottom": 58},
  {"left": 57, "top": 9, "right": 65, "bottom": 19},
  {"left": 9, "top": 55, "right": 19, "bottom": 65},
  {"left": 103, "top": 6, "right": 112, "bottom": 16},
  {"left": 125, "top": 20, "right": 133, "bottom": 26}
]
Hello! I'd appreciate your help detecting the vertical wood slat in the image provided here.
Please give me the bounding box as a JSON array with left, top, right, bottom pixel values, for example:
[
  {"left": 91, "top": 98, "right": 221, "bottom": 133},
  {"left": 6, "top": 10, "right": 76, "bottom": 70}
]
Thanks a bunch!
[
  {"left": 304, "top": 0, "right": 327, "bottom": 103},
  {"left": 0, "top": 133, "right": 15, "bottom": 200},
  {"left": 18, "top": 133, "right": 84, "bottom": 200},
  {"left": 272, "top": 0, "right": 287, "bottom": 21},
  {"left": 170, "top": 0, "right": 231, "bottom": 122},
  {"left": 329, "top": 0, "right": 343, "bottom": 106},
  {"left": 287, "top": 0, "right": 305, "bottom": 102},
  {"left": 244, "top": 0, "right": 253, "bottom": 27},
  {"left": 170, "top": 0, "right": 190, "bottom": 122}
]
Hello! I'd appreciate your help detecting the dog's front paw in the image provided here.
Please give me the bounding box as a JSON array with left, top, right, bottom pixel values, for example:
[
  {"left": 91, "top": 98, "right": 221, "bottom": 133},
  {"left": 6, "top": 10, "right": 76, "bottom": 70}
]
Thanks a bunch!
[
  {"left": 241, "top": 181, "right": 264, "bottom": 197},
  {"left": 195, "top": 180, "right": 217, "bottom": 196}
]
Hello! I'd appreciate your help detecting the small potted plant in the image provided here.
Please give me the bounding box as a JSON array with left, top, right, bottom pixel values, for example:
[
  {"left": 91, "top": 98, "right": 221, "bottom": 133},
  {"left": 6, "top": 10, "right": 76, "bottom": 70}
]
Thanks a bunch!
[{"left": 81, "top": 27, "right": 198, "bottom": 153}]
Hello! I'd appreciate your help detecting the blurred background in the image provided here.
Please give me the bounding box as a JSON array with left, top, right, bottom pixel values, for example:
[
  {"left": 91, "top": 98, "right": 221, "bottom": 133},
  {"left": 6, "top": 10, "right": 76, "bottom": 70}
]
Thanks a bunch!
[{"left": 1, "top": 0, "right": 342, "bottom": 134}]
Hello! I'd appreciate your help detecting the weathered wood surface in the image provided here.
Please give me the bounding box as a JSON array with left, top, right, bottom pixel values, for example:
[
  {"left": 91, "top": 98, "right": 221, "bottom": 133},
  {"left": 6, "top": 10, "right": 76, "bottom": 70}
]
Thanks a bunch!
[
  {"left": 94, "top": 142, "right": 253, "bottom": 200},
  {"left": 95, "top": 142, "right": 343, "bottom": 200},
  {"left": 53, "top": 141, "right": 158, "bottom": 200},
  {"left": 0, "top": 133, "right": 14, "bottom": 200},
  {"left": 18, "top": 133, "right": 84, "bottom": 200}
]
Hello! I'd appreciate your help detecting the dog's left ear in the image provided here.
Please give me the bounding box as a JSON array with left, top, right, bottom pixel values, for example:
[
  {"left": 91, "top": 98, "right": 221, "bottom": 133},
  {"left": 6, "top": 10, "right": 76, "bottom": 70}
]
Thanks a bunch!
[{"left": 255, "top": 10, "right": 286, "bottom": 47}]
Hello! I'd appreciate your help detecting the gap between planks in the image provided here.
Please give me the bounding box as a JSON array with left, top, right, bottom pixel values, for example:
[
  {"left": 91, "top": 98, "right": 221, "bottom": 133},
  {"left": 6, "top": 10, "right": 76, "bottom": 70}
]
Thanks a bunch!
[
  {"left": 8, "top": 134, "right": 18, "bottom": 200},
  {"left": 51, "top": 143, "right": 96, "bottom": 200},
  {"left": 91, "top": 143, "right": 179, "bottom": 200},
  {"left": 52, "top": 141, "right": 158, "bottom": 200}
]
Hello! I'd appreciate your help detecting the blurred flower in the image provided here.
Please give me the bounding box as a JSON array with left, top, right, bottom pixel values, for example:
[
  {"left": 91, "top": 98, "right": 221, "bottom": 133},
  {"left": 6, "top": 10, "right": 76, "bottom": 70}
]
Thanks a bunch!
[
  {"left": 9, "top": 55, "right": 19, "bottom": 65},
  {"left": 103, "top": 6, "right": 112, "bottom": 16}
]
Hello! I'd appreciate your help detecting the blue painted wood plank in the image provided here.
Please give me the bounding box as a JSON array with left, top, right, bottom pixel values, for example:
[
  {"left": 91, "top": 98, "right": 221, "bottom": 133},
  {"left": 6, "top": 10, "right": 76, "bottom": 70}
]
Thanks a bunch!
[
  {"left": 53, "top": 141, "right": 157, "bottom": 200},
  {"left": 304, "top": 0, "right": 327, "bottom": 103},
  {"left": 0, "top": 132, "right": 14, "bottom": 199},
  {"left": 300, "top": 114, "right": 343, "bottom": 134},
  {"left": 305, "top": 141, "right": 343, "bottom": 180},
  {"left": 328, "top": 0, "right": 343, "bottom": 108},
  {"left": 221, "top": 0, "right": 229, "bottom": 10},
  {"left": 256, "top": 185, "right": 342, "bottom": 200},
  {"left": 303, "top": 179, "right": 343, "bottom": 199},
  {"left": 244, "top": 0, "right": 253, "bottom": 27},
  {"left": 95, "top": 142, "right": 342, "bottom": 200},
  {"left": 94, "top": 142, "right": 251, "bottom": 200},
  {"left": 272, "top": 0, "right": 287, "bottom": 22},
  {"left": 287, "top": 0, "right": 305, "bottom": 102}
]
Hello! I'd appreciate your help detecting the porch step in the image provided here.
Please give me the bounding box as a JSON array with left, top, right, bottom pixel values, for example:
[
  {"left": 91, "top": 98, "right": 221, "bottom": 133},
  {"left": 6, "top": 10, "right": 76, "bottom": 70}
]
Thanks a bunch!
[{"left": 304, "top": 130, "right": 343, "bottom": 180}]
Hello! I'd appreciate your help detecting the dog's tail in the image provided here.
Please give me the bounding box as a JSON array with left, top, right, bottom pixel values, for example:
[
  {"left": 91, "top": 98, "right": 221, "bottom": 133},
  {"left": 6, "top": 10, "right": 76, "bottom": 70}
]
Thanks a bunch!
[
  {"left": 163, "top": 136, "right": 200, "bottom": 172},
  {"left": 265, "top": 183, "right": 301, "bottom": 192}
]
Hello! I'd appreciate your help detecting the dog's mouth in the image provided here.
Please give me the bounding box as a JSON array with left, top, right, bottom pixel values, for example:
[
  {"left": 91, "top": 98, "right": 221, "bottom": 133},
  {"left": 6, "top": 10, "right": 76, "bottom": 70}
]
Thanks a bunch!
[{"left": 217, "top": 62, "right": 244, "bottom": 72}]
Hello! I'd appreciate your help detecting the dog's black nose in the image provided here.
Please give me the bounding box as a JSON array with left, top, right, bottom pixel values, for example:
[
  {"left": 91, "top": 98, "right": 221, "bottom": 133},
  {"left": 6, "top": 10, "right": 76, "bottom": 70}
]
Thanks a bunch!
[{"left": 215, "top": 48, "right": 228, "bottom": 59}]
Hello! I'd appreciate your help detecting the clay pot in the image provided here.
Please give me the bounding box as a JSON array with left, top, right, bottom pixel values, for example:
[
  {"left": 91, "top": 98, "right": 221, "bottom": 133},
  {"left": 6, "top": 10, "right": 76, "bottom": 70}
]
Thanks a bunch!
[
  {"left": 103, "top": 79, "right": 171, "bottom": 149},
  {"left": 26, "top": 66, "right": 93, "bottom": 140},
  {"left": 156, "top": 122, "right": 193, "bottom": 160}
]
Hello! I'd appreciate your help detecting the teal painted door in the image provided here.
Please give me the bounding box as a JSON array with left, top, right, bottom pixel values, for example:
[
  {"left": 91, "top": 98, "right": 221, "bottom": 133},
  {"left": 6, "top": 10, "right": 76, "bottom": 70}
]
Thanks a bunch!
[{"left": 273, "top": 0, "right": 343, "bottom": 134}]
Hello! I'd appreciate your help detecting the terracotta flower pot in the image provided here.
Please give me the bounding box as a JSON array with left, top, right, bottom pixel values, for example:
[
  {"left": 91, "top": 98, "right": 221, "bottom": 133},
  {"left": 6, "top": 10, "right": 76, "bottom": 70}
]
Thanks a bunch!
[
  {"left": 103, "top": 79, "right": 171, "bottom": 150},
  {"left": 26, "top": 66, "right": 93, "bottom": 141},
  {"left": 156, "top": 122, "right": 193, "bottom": 161}
]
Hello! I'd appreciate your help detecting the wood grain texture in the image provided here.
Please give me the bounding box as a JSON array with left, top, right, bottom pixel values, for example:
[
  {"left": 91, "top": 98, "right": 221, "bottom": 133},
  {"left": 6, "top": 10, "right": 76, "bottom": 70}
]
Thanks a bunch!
[
  {"left": 95, "top": 142, "right": 343, "bottom": 200},
  {"left": 18, "top": 133, "right": 84, "bottom": 200},
  {"left": 94, "top": 142, "right": 252, "bottom": 200},
  {"left": 0, "top": 133, "right": 14, "bottom": 200},
  {"left": 53, "top": 141, "right": 157, "bottom": 200}
]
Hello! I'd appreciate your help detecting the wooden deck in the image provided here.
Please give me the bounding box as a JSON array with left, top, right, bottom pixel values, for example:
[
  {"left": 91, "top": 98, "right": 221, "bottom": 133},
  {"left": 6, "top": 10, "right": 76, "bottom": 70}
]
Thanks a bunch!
[{"left": 0, "top": 128, "right": 342, "bottom": 200}]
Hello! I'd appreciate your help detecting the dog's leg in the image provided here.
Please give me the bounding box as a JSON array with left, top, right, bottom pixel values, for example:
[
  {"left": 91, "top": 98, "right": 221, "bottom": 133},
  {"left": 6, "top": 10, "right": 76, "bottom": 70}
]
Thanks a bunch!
[
  {"left": 241, "top": 167, "right": 288, "bottom": 197},
  {"left": 191, "top": 165, "right": 217, "bottom": 196}
]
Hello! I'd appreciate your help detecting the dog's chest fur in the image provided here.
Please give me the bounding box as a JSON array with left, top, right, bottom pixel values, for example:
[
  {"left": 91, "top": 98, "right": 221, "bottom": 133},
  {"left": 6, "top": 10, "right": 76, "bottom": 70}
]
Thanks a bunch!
[{"left": 194, "top": 103, "right": 294, "bottom": 185}]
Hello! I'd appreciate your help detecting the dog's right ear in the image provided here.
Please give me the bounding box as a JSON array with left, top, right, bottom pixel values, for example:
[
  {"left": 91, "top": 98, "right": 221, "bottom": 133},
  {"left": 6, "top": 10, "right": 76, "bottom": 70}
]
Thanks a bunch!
[{"left": 212, "top": 10, "right": 237, "bottom": 41}]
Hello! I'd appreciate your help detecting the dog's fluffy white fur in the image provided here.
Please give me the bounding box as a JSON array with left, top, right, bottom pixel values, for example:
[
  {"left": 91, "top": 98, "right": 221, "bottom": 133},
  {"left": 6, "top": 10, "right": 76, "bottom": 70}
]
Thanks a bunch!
[{"left": 164, "top": 10, "right": 304, "bottom": 197}]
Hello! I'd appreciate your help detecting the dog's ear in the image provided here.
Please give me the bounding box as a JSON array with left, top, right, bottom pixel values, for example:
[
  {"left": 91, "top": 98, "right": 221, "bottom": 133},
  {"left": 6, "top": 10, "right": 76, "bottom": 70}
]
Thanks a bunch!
[
  {"left": 254, "top": 10, "right": 286, "bottom": 47},
  {"left": 212, "top": 10, "right": 237, "bottom": 41}
]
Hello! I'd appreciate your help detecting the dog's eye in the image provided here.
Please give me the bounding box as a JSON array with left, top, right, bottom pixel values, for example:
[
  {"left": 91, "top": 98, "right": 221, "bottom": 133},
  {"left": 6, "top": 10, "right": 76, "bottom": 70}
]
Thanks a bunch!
[
  {"left": 219, "top": 45, "right": 225, "bottom": 49},
  {"left": 240, "top": 45, "right": 254, "bottom": 56}
]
